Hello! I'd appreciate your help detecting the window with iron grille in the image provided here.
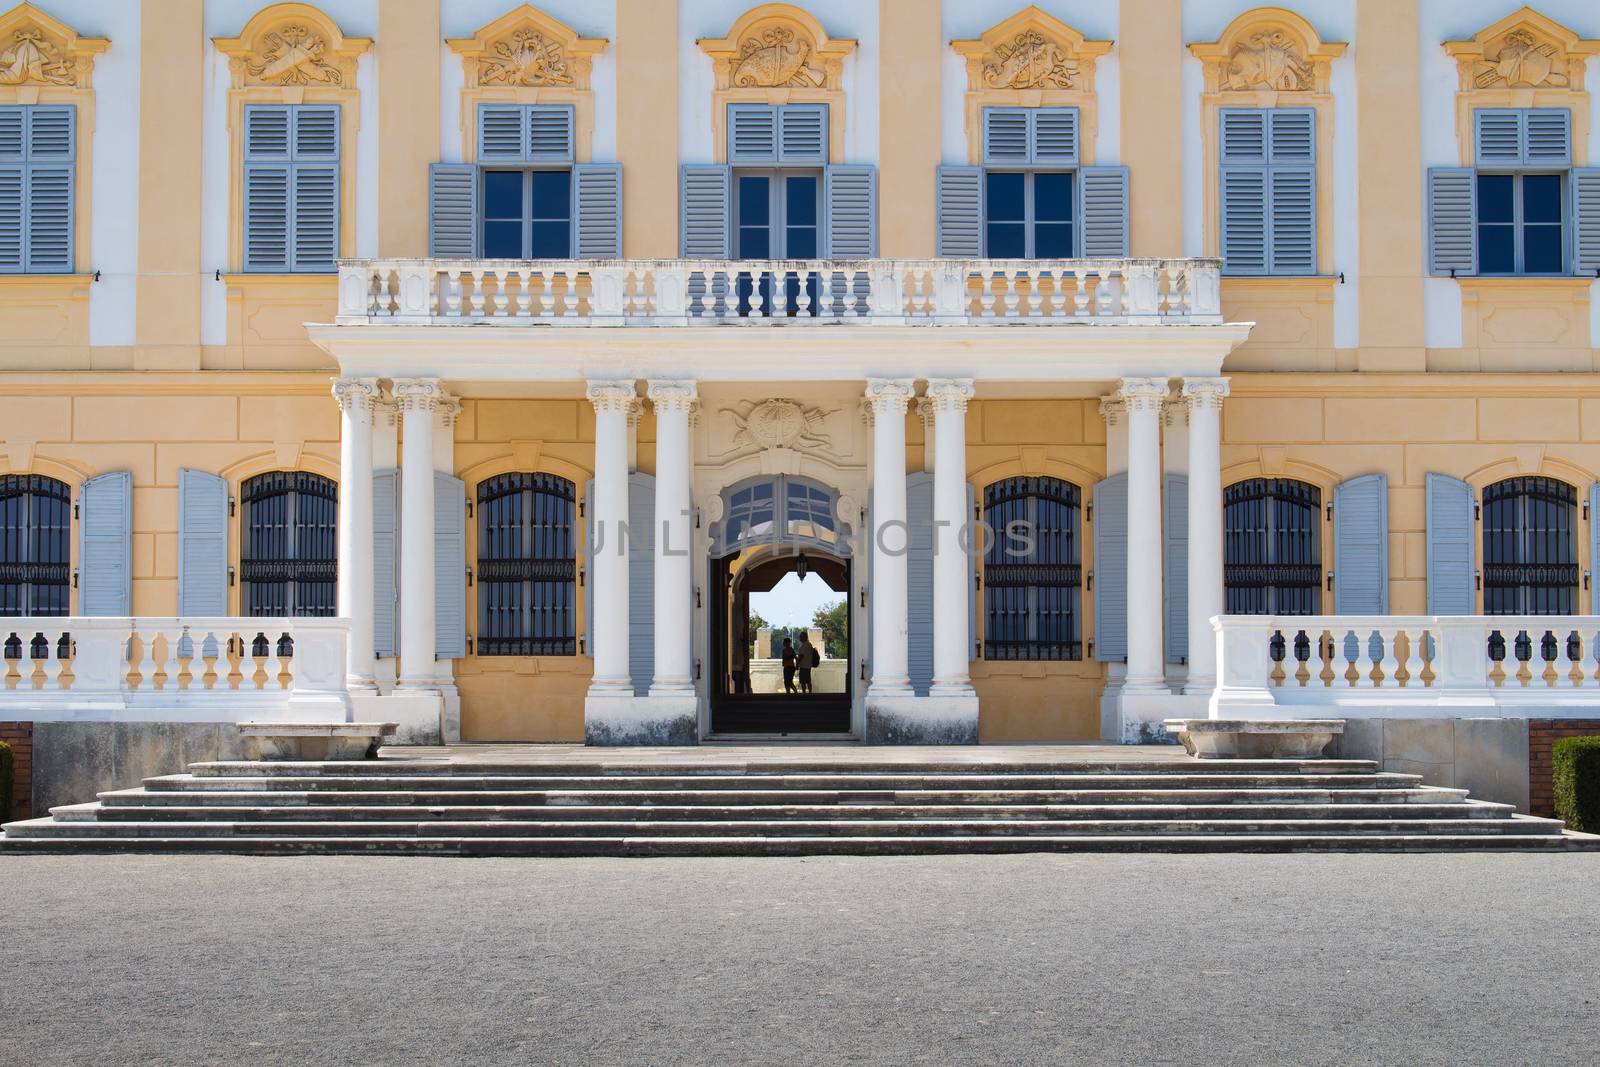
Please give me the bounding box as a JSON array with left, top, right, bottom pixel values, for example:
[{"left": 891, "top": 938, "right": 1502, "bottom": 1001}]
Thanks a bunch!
[
  {"left": 983, "top": 476, "right": 1081, "bottom": 661},
  {"left": 476, "top": 472, "right": 577, "bottom": 656},
  {"left": 1224, "top": 478, "right": 1322, "bottom": 614},
  {"left": 240, "top": 472, "right": 338, "bottom": 617},
  {"left": 1482, "top": 476, "right": 1577, "bottom": 615},
  {"left": 0, "top": 474, "right": 70, "bottom": 616}
]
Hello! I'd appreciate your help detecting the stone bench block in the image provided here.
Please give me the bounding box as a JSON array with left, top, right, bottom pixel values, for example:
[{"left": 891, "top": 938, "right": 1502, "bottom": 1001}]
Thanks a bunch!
[
  {"left": 238, "top": 722, "right": 398, "bottom": 761},
  {"left": 1163, "top": 719, "right": 1345, "bottom": 759}
]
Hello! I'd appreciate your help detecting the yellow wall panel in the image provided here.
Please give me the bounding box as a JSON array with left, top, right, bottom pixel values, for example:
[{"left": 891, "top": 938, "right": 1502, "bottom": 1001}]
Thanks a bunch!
[{"left": 1322, "top": 398, "right": 1477, "bottom": 443}]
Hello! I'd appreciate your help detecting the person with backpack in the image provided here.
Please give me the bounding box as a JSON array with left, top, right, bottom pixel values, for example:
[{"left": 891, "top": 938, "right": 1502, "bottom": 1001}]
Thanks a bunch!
[{"left": 796, "top": 634, "right": 819, "bottom": 694}]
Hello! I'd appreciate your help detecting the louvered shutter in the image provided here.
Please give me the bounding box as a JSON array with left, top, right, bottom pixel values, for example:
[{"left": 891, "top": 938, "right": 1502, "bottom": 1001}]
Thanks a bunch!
[
  {"left": 243, "top": 105, "right": 291, "bottom": 271},
  {"left": 1220, "top": 169, "right": 1266, "bottom": 274},
  {"left": 1591, "top": 484, "right": 1600, "bottom": 616},
  {"left": 982, "top": 108, "right": 1029, "bottom": 165},
  {"left": 823, "top": 165, "right": 875, "bottom": 258},
  {"left": 23, "top": 106, "right": 72, "bottom": 273},
  {"left": 1163, "top": 473, "right": 1187, "bottom": 664},
  {"left": 0, "top": 167, "right": 21, "bottom": 271},
  {"left": 1221, "top": 108, "right": 1268, "bottom": 162},
  {"left": 1427, "top": 167, "right": 1477, "bottom": 276},
  {"left": 727, "top": 103, "right": 778, "bottom": 165},
  {"left": 1573, "top": 168, "right": 1600, "bottom": 274},
  {"left": 1525, "top": 108, "right": 1571, "bottom": 166},
  {"left": 435, "top": 472, "right": 466, "bottom": 659},
  {"left": 1268, "top": 168, "right": 1315, "bottom": 275},
  {"left": 935, "top": 165, "right": 983, "bottom": 257},
  {"left": 906, "top": 472, "right": 935, "bottom": 696},
  {"left": 78, "top": 470, "right": 132, "bottom": 617},
  {"left": 1078, "top": 166, "right": 1129, "bottom": 257},
  {"left": 627, "top": 472, "right": 654, "bottom": 696},
  {"left": 680, "top": 164, "right": 731, "bottom": 257},
  {"left": 582, "top": 479, "right": 594, "bottom": 657},
  {"left": 1473, "top": 108, "right": 1571, "bottom": 166},
  {"left": 428, "top": 163, "right": 479, "bottom": 257},
  {"left": 373, "top": 469, "right": 399, "bottom": 657},
  {"left": 527, "top": 104, "right": 576, "bottom": 164},
  {"left": 1333, "top": 473, "right": 1389, "bottom": 614},
  {"left": 1093, "top": 473, "right": 1127, "bottom": 662},
  {"left": 290, "top": 164, "right": 338, "bottom": 272},
  {"left": 1426, "top": 473, "right": 1476, "bottom": 615},
  {"left": 1031, "top": 108, "right": 1078, "bottom": 165},
  {"left": 778, "top": 103, "right": 827, "bottom": 165},
  {"left": 1474, "top": 109, "right": 1522, "bottom": 165},
  {"left": 477, "top": 103, "right": 526, "bottom": 163},
  {"left": 573, "top": 163, "right": 622, "bottom": 258},
  {"left": 177, "top": 469, "right": 229, "bottom": 616},
  {"left": 0, "top": 108, "right": 23, "bottom": 159}
]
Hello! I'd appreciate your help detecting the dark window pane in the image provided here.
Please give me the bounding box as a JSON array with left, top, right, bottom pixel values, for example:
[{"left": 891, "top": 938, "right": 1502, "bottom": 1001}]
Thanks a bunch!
[
  {"left": 531, "top": 220, "right": 570, "bottom": 258},
  {"left": 1034, "top": 172, "right": 1073, "bottom": 222},
  {"left": 530, "top": 170, "right": 571, "bottom": 220},
  {"left": 785, "top": 175, "right": 817, "bottom": 226},
  {"left": 484, "top": 219, "right": 523, "bottom": 258},
  {"left": 483, "top": 171, "right": 523, "bottom": 219},
  {"left": 1479, "top": 224, "right": 1514, "bottom": 273},
  {"left": 1477, "top": 173, "right": 1513, "bottom": 223},
  {"left": 987, "top": 221, "right": 1026, "bottom": 258},
  {"left": 1525, "top": 223, "right": 1563, "bottom": 273},
  {"left": 1035, "top": 222, "right": 1073, "bottom": 258},
  {"left": 738, "top": 226, "right": 770, "bottom": 259},
  {"left": 1523, "top": 174, "right": 1562, "bottom": 224},
  {"left": 785, "top": 225, "right": 817, "bottom": 259},
  {"left": 738, "top": 175, "right": 770, "bottom": 227},
  {"left": 986, "top": 171, "right": 1025, "bottom": 222}
]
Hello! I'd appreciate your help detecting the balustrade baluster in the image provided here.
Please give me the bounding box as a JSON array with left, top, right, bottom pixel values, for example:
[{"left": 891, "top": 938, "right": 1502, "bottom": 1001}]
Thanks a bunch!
[
  {"left": 1584, "top": 628, "right": 1600, "bottom": 688},
  {"left": 19, "top": 632, "right": 38, "bottom": 691},
  {"left": 1555, "top": 629, "right": 1576, "bottom": 687},
  {"left": 264, "top": 632, "right": 284, "bottom": 690},
  {"left": 150, "top": 629, "right": 174, "bottom": 690},
  {"left": 1403, "top": 628, "right": 1426, "bottom": 687},
  {"left": 442, "top": 268, "right": 462, "bottom": 317},
  {"left": 39, "top": 633, "right": 60, "bottom": 691},
  {"left": 239, "top": 633, "right": 260, "bottom": 690},
  {"left": 1377, "top": 628, "right": 1400, "bottom": 688},
  {"left": 134, "top": 629, "right": 156, "bottom": 691},
  {"left": 1352, "top": 629, "right": 1376, "bottom": 687}
]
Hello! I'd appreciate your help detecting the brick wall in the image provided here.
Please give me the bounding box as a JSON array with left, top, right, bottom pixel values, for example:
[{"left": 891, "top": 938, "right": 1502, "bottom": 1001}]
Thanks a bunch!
[
  {"left": 1528, "top": 720, "right": 1600, "bottom": 818},
  {"left": 0, "top": 722, "right": 32, "bottom": 821}
]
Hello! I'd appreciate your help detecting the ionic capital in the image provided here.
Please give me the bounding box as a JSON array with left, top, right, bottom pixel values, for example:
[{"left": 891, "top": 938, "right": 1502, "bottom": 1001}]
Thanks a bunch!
[
  {"left": 647, "top": 380, "right": 699, "bottom": 415},
  {"left": 914, "top": 396, "right": 935, "bottom": 429},
  {"left": 1116, "top": 377, "right": 1169, "bottom": 414},
  {"left": 1180, "top": 376, "right": 1230, "bottom": 412},
  {"left": 392, "top": 378, "right": 448, "bottom": 414},
  {"left": 864, "top": 378, "right": 916, "bottom": 417},
  {"left": 587, "top": 380, "right": 640, "bottom": 415},
  {"left": 436, "top": 396, "right": 463, "bottom": 429},
  {"left": 924, "top": 378, "right": 975, "bottom": 416},
  {"left": 1098, "top": 396, "right": 1125, "bottom": 427},
  {"left": 331, "top": 377, "right": 380, "bottom": 416}
]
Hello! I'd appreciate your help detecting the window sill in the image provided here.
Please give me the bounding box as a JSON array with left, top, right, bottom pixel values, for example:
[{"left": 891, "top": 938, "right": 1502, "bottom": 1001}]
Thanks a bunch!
[
  {"left": 0, "top": 273, "right": 94, "bottom": 294},
  {"left": 220, "top": 272, "right": 337, "bottom": 285}
]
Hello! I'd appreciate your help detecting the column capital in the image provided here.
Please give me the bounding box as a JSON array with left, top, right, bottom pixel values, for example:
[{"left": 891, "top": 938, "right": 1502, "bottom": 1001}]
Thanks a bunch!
[
  {"left": 1098, "top": 396, "right": 1125, "bottom": 426},
  {"left": 1116, "top": 377, "right": 1169, "bottom": 414},
  {"left": 646, "top": 380, "right": 699, "bottom": 413},
  {"left": 865, "top": 378, "right": 916, "bottom": 416},
  {"left": 924, "top": 378, "right": 975, "bottom": 414},
  {"left": 331, "top": 377, "right": 380, "bottom": 415},
  {"left": 914, "top": 396, "right": 935, "bottom": 429},
  {"left": 587, "top": 379, "right": 640, "bottom": 414},
  {"left": 392, "top": 378, "right": 448, "bottom": 413},
  {"left": 436, "top": 396, "right": 463, "bottom": 429},
  {"left": 1180, "top": 376, "right": 1231, "bottom": 411},
  {"left": 373, "top": 395, "right": 399, "bottom": 427}
]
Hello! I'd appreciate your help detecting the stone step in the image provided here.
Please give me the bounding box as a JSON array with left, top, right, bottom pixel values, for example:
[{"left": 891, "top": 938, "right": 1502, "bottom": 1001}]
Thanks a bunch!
[
  {"left": 0, "top": 832, "right": 1587, "bottom": 855},
  {"left": 99, "top": 786, "right": 1472, "bottom": 808}
]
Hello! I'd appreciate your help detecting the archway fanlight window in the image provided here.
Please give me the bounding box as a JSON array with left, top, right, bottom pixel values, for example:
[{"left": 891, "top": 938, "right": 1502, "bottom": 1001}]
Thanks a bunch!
[
  {"left": 0, "top": 473, "right": 70, "bottom": 617},
  {"left": 476, "top": 472, "right": 577, "bottom": 656},
  {"left": 983, "top": 476, "right": 1081, "bottom": 661},
  {"left": 1482, "top": 476, "right": 1578, "bottom": 615},
  {"left": 1224, "top": 477, "right": 1321, "bottom": 615},
  {"left": 719, "top": 476, "right": 840, "bottom": 555},
  {"left": 240, "top": 471, "right": 338, "bottom": 618}
]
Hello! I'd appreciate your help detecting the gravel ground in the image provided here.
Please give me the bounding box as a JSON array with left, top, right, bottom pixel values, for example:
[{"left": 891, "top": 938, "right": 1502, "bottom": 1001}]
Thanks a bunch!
[{"left": 3, "top": 852, "right": 1598, "bottom": 1066}]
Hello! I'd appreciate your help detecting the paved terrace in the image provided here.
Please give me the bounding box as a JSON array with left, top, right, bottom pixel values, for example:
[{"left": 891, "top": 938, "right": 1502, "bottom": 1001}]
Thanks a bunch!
[{"left": 376, "top": 742, "right": 1199, "bottom": 767}]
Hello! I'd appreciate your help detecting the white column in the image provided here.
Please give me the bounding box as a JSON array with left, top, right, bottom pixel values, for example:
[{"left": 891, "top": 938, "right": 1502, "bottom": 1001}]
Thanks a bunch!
[
  {"left": 393, "top": 378, "right": 443, "bottom": 690},
  {"left": 1182, "top": 377, "right": 1229, "bottom": 695},
  {"left": 648, "top": 380, "right": 697, "bottom": 696},
  {"left": 333, "top": 377, "right": 379, "bottom": 691},
  {"left": 587, "top": 380, "right": 636, "bottom": 695},
  {"left": 915, "top": 397, "right": 935, "bottom": 473},
  {"left": 1120, "top": 377, "right": 1168, "bottom": 695},
  {"left": 927, "top": 379, "right": 975, "bottom": 697},
  {"left": 866, "top": 378, "right": 916, "bottom": 696}
]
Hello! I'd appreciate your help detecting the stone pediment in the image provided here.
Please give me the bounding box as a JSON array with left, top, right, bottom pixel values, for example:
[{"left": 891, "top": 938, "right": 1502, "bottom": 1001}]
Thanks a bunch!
[
  {"left": 1189, "top": 7, "right": 1346, "bottom": 96},
  {"left": 1443, "top": 6, "right": 1600, "bottom": 90},
  {"left": 447, "top": 4, "right": 608, "bottom": 91},
  {"left": 213, "top": 3, "right": 370, "bottom": 90},
  {"left": 0, "top": 2, "right": 108, "bottom": 90},
  {"left": 698, "top": 4, "right": 856, "bottom": 92},
  {"left": 950, "top": 6, "right": 1111, "bottom": 94}
]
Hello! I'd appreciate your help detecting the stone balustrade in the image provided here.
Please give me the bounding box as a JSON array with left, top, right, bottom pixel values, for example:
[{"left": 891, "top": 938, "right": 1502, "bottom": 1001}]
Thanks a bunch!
[
  {"left": 1213, "top": 614, "right": 1600, "bottom": 719},
  {"left": 336, "top": 258, "right": 1223, "bottom": 327},
  {"left": 0, "top": 617, "right": 351, "bottom": 722}
]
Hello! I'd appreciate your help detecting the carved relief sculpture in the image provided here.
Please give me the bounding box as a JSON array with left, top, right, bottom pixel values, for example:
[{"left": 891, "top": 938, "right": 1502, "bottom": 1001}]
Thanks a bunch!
[
  {"left": 1190, "top": 9, "right": 1345, "bottom": 96},
  {"left": 448, "top": 5, "right": 606, "bottom": 93},
  {"left": 699, "top": 6, "right": 855, "bottom": 93},
  {"left": 246, "top": 24, "right": 343, "bottom": 85},
  {"left": 726, "top": 399, "right": 836, "bottom": 454},
  {"left": 1223, "top": 29, "right": 1313, "bottom": 91},
  {"left": 214, "top": 5, "right": 370, "bottom": 92},
  {"left": 0, "top": 5, "right": 107, "bottom": 90},
  {"left": 732, "top": 25, "right": 824, "bottom": 88},
  {"left": 982, "top": 29, "right": 1078, "bottom": 89},
  {"left": 1444, "top": 10, "right": 1600, "bottom": 93},
  {"left": 480, "top": 27, "right": 573, "bottom": 86}
]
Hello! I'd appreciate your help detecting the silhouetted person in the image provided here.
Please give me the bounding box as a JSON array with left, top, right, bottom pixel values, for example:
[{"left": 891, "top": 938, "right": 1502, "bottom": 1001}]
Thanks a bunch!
[
  {"left": 781, "top": 638, "right": 797, "bottom": 694},
  {"left": 797, "top": 634, "right": 817, "bottom": 694}
]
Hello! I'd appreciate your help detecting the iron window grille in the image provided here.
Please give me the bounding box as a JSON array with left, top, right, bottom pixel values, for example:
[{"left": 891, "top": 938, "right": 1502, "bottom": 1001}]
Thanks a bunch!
[
  {"left": 240, "top": 471, "right": 338, "bottom": 618},
  {"left": 476, "top": 472, "right": 577, "bottom": 656},
  {"left": 1482, "top": 476, "right": 1578, "bottom": 615},
  {"left": 1224, "top": 478, "right": 1322, "bottom": 615},
  {"left": 983, "top": 476, "right": 1082, "bottom": 661}
]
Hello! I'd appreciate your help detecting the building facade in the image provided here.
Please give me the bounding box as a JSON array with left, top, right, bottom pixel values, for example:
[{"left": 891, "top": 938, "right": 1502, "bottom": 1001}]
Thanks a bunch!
[{"left": 6, "top": 0, "right": 1600, "bottom": 787}]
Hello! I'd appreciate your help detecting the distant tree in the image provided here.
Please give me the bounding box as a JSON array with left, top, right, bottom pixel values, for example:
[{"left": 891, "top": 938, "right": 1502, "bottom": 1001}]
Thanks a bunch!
[{"left": 812, "top": 599, "right": 848, "bottom": 659}]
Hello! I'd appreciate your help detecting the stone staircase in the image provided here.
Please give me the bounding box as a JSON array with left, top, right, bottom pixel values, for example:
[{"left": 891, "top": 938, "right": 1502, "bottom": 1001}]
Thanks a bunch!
[{"left": 3, "top": 754, "right": 1594, "bottom": 854}]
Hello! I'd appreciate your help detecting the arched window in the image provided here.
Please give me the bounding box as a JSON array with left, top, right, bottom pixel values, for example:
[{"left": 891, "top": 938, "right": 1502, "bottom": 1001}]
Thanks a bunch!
[
  {"left": 1224, "top": 478, "right": 1321, "bottom": 615},
  {"left": 240, "top": 472, "right": 338, "bottom": 617},
  {"left": 983, "top": 476, "right": 1081, "bottom": 660},
  {"left": 476, "top": 472, "right": 577, "bottom": 656},
  {"left": 717, "top": 476, "right": 840, "bottom": 555},
  {"left": 1482, "top": 476, "right": 1578, "bottom": 615},
  {"left": 0, "top": 474, "right": 71, "bottom": 616}
]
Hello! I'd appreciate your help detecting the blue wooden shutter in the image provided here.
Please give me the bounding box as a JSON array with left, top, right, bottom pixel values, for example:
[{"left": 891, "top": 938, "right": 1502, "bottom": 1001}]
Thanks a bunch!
[
  {"left": 1219, "top": 109, "right": 1267, "bottom": 275},
  {"left": 1427, "top": 168, "right": 1477, "bottom": 276},
  {"left": 78, "top": 470, "right": 131, "bottom": 617},
  {"left": 1031, "top": 108, "right": 1078, "bottom": 165},
  {"left": 1426, "top": 473, "right": 1476, "bottom": 615},
  {"left": 435, "top": 472, "right": 466, "bottom": 659},
  {"left": 1267, "top": 109, "right": 1315, "bottom": 275},
  {"left": 582, "top": 478, "right": 594, "bottom": 657},
  {"left": 289, "top": 105, "right": 339, "bottom": 272},
  {"left": 1093, "top": 473, "right": 1127, "bottom": 662},
  {"left": 727, "top": 103, "right": 778, "bottom": 165},
  {"left": 1572, "top": 168, "right": 1600, "bottom": 274},
  {"left": 1163, "top": 473, "right": 1187, "bottom": 664},
  {"left": 177, "top": 469, "right": 229, "bottom": 616},
  {"left": 627, "top": 472, "right": 654, "bottom": 696},
  {"left": 906, "top": 472, "right": 935, "bottom": 696},
  {"left": 935, "top": 165, "right": 983, "bottom": 257},
  {"left": 243, "top": 104, "right": 291, "bottom": 271},
  {"left": 1078, "top": 166, "right": 1129, "bottom": 257},
  {"left": 477, "top": 103, "right": 527, "bottom": 162},
  {"left": 573, "top": 163, "right": 622, "bottom": 257},
  {"left": 823, "top": 165, "right": 876, "bottom": 258},
  {"left": 23, "top": 106, "right": 72, "bottom": 273},
  {"left": 1474, "top": 109, "right": 1522, "bottom": 165},
  {"left": 1591, "top": 484, "right": 1600, "bottom": 615},
  {"left": 527, "top": 104, "right": 575, "bottom": 164},
  {"left": 0, "top": 108, "right": 22, "bottom": 272},
  {"left": 1525, "top": 108, "right": 1571, "bottom": 166},
  {"left": 680, "top": 165, "right": 731, "bottom": 257},
  {"left": 1333, "top": 473, "right": 1389, "bottom": 614},
  {"left": 982, "top": 107, "right": 1029, "bottom": 165},
  {"left": 428, "top": 162, "right": 478, "bottom": 257},
  {"left": 0, "top": 107, "right": 23, "bottom": 158},
  {"left": 373, "top": 469, "right": 399, "bottom": 658},
  {"left": 778, "top": 103, "right": 828, "bottom": 165}
]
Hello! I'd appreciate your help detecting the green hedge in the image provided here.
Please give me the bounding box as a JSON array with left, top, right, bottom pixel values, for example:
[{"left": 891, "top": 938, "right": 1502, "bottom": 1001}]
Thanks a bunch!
[
  {"left": 0, "top": 740, "right": 11, "bottom": 824},
  {"left": 1552, "top": 736, "right": 1600, "bottom": 833}
]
